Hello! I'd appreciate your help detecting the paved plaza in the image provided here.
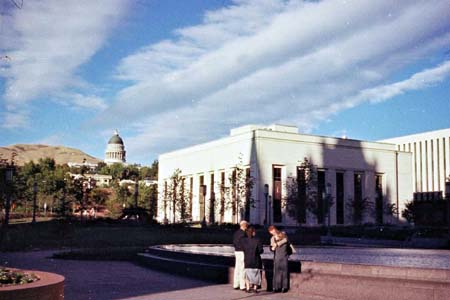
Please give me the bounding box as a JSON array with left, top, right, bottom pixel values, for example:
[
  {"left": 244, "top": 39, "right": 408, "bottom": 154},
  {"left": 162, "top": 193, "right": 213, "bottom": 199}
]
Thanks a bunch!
[
  {"left": 0, "top": 250, "right": 301, "bottom": 300},
  {"left": 2, "top": 247, "right": 450, "bottom": 299}
]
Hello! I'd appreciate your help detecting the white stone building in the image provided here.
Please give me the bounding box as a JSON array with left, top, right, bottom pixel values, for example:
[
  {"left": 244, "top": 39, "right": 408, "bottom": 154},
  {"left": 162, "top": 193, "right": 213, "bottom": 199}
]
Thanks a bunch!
[
  {"left": 104, "top": 130, "right": 126, "bottom": 165},
  {"left": 158, "top": 124, "right": 413, "bottom": 226},
  {"left": 381, "top": 128, "right": 450, "bottom": 199}
]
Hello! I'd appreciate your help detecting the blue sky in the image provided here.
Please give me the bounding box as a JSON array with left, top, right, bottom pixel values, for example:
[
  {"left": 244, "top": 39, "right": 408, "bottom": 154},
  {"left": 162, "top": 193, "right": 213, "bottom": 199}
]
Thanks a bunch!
[{"left": 1, "top": 0, "right": 450, "bottom": 165}]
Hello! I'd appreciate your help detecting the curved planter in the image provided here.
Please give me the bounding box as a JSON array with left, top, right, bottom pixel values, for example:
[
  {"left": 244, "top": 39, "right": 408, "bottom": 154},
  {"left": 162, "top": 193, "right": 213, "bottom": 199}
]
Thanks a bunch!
[{"left": 0, "top": 269, "right": 64, "bottom": 300}]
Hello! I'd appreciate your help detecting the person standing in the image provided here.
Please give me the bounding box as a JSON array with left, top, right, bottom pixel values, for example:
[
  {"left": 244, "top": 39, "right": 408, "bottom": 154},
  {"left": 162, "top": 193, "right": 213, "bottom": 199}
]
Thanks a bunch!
[
  {"left": 268, "top": 225, "right": 289, "bottom": 293},
  {"left": 233, "top": 220, "right": 248, "bottom": 290},
  {"left": 241, "top": 226, "right": 263, "bottom": 293}
]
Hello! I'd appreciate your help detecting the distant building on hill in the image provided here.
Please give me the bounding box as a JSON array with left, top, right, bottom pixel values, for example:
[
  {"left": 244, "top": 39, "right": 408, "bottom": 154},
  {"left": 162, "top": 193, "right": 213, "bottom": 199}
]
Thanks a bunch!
[
  {"left": 67, "top": 158, "right": 98, "bottom": 171},
  {"left": 105, "top": 130, "right": 126, "bottom": 165},
  {"left": 68, "top": 172, "right": 113, "bottom": 187}
]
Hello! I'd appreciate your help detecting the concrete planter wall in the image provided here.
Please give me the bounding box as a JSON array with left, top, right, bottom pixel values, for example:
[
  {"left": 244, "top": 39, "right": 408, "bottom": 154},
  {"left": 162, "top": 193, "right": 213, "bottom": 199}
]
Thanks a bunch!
[{"left": 0, "top": 269, "right": 64, "bottom": 300}]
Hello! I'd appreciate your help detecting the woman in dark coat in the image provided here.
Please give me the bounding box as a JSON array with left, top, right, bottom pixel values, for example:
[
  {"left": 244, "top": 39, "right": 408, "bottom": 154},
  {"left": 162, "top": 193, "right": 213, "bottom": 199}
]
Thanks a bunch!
[
  {"left": 268, "top": 225, "right": 289, "bottom": 293},
  {"left": 241, "top": 226, "right": 264, "bottom": 293}
]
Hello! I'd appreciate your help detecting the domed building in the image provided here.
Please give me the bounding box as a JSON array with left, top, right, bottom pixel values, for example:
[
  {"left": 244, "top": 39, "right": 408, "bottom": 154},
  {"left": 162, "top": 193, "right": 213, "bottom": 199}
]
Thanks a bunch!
[{"left": 104, "top": 130, "right": 126, "bottom": 165}]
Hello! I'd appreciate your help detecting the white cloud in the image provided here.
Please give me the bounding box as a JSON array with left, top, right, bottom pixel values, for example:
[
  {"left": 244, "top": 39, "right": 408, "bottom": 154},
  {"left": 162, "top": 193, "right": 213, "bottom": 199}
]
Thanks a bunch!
[
  {"left": 52, "top": 92, "right": 108, "bottom": 111},
  {"left": 105, "top": 0, "right": 450, "bottom": 162},
  {"left": 0, "top": 0, "right": 127, "bottom": 125},
  {"left": 1, "top": 110, "right": 30, "bottom": 129}
]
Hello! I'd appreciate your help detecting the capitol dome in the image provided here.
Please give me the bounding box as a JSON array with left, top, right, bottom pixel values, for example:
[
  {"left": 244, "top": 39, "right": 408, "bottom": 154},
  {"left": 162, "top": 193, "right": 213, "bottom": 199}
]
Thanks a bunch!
[
  {"left": 104, "top": 130, "right": 126, "bottom": 165},
  {"left": 108, "top": 134, "right": 124, "bottom": 145}
]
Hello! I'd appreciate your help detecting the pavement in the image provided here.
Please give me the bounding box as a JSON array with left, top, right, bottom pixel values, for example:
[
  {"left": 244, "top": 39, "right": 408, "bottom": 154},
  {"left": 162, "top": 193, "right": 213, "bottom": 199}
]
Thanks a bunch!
[{"left": 0, "top": 250, "right": 302, "bottom": 300}]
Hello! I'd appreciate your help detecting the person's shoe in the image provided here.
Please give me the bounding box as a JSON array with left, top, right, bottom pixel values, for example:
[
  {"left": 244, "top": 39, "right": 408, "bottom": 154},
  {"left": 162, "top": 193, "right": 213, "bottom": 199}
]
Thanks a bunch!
[
  {"left": 233, "top": 287, "right": 239, "bottom": 290},
  {"left": 273, "top": 289, "right": 281, "bottom": 293},
  {"left": 282, "top": 288, "right": 288, "bottom": 293}
]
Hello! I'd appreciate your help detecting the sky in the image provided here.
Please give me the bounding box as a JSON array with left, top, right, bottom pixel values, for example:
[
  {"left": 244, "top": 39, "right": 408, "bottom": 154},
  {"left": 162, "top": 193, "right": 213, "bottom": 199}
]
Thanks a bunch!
[{"left": 1, "top": 0, "right": 450, "bottom": 166}]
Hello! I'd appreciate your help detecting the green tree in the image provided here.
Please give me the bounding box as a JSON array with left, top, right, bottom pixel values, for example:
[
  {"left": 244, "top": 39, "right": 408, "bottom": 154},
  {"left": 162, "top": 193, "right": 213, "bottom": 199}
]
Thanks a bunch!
[
  {"left": 284, "top": 158, "right": 320, "bottom": 224},
  {"left": 223, "top": 154, "right": 254, "bottom": 223},
  {"left": 166, "top": 169, "right": 191, "bottom": 223},
  {"left": 141, "top": 183, "right": 158, "bottom": 220},
  {"left": 114, "top": 184, "right": 132, "bottom": 208},
  {"left": 91, "top": 188, "right": 111, "bottom": 206},
  {"left": 140, "top": 160, "right": 158, "bottom": 179},
  {"left": 346, "top": 196, "right": 373, "bottom": 225}
]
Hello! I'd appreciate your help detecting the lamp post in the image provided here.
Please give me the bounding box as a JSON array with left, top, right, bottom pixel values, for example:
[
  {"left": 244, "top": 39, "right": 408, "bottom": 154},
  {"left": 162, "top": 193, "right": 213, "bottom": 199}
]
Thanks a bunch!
[
  {"left": 32, "top": 179, "right": 37, "bottom": 224},
  {"left": 263, "top": 184, "right": 269, "bottom": 227},
  {"left": 445, "top": 181, "right": 450, "bottom": 248}
]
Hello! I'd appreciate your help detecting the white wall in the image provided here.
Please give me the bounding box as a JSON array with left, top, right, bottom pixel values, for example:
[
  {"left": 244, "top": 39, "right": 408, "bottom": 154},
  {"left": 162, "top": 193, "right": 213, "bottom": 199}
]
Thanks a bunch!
[
  {"left": 158, "top": 125, "right": 413, "bottom": 225},
  {"left": 381, "top": 128, "right": 450, "bottom": 195}
]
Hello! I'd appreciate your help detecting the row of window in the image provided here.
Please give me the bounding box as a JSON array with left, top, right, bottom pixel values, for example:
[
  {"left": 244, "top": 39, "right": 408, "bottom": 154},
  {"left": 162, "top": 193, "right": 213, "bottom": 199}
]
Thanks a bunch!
[
  {"left": 163, "top": 169, "right": 251, "bottom": 223},
  {"left": 162, "top": 166, "right": 384, "bottom": 225},
  {"left": 273, "top": 166, "right": 383, "bottom": 224}
]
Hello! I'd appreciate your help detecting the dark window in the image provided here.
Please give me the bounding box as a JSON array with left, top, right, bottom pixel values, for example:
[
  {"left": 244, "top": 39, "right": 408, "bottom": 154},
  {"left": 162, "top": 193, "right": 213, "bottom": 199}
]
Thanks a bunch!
[
  {"left": 317, "top": 170, "right": 325, "bottom": 224},
  {"left": 354, "top": 173, "right": 363, "bottom": 224},
  {"left": 273, "top": 166, "right": 282, "bottom": 223},
  {"left": 274, "top": 167, "right": 281, "bottom": 181},
  {"left": 336, "top": 172, "right": 344, "bottom": 224},
  {"left": 297, "top": 167, "right": 307, "bottom": 224},
  {"left": 189, "top": 177, "right": 193, "bottom": 218},
  {"left": 220, "top": 172, "right": 225, "bottom": 223},
  {"left": 199, "top": 175, "right": 205, "bottom": 221},
  {"left": 232, "top": 170, "right": 237, "bottom": 219},
  {"left": 164, "top": 181, "right": 168, "bottom": 219},
  {"left": 375, "top": 175, "right": 383, "bottom": 225},
  {"left": 209, "top": 173, "right": 215, "bottom": 223}
]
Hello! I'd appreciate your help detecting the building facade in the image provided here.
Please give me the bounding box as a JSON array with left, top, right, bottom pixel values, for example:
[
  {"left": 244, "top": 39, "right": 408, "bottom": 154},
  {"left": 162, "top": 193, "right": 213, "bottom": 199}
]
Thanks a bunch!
[
  {"left": 381, "top": 128, "right": 450, "bottom": 199},
  {"left": 158, "top": 124, "right": 412, "bottom": 226},
  {"left": 104, "top": 130, "right": 126, "bottom": 165}
]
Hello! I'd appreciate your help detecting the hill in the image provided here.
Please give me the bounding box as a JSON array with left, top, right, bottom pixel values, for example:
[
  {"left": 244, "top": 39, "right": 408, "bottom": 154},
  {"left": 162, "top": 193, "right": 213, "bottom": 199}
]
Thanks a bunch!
[{"left": 0, "top": 144, "right": 101, "bottom": 166}]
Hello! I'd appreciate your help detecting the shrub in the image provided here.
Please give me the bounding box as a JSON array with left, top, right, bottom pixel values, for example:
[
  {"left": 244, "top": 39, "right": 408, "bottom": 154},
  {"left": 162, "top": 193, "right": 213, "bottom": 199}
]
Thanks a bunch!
[{"left": 0, "top": 268, "right": 40, "bottom": 287}]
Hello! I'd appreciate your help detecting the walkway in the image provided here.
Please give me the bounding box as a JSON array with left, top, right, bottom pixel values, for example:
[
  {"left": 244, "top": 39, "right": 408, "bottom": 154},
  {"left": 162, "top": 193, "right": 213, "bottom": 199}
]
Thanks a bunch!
[{"left": 0, "top": 250, "right": 302, "bottom": 300}]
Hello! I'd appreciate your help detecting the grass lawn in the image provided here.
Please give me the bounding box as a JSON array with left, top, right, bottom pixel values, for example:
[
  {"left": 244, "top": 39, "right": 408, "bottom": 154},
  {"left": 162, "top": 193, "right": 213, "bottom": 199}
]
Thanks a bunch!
[
  {"left": 0, "top": 219, "right": 238, "bottom": 252},
  {"left": 2, "top": 219, "right": 446, "bottom": 260}
]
